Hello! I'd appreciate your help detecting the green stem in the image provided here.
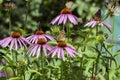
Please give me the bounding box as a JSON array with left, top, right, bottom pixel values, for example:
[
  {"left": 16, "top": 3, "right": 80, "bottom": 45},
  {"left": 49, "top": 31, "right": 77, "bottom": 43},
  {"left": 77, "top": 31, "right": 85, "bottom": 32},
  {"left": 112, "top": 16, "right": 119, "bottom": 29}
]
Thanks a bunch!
[
  {"left": 61, "top": 60, "right": 63, "bottom": 79},
  {"left": 95, "top": 52, "right": 100, "bottom": 75},
  {"left": 102, "top": 43, "right": 117, "bottom": 67},
  {"left": 112, "top": 16, "right": 114, "bottom": 51},
  {"left": 66, "top": 25, "right": 70, "bottom": 42},
  {"left": 92, "top": 62, "right": 95, "bottom": 76},
  {"left": 80, "top": 57, "right": 83, "bottom": 80},
  {"left": 9, "top": 9, "right": 12, "bottom": 34},
  {"left": 96, "top": 26, "right": 98, "bottom": 36},
  {"left": 24, "top": 1, "right": 30, "bottom": 31},
  {"left": 40, "top": 52, "right": 44, "bottom": 79}
]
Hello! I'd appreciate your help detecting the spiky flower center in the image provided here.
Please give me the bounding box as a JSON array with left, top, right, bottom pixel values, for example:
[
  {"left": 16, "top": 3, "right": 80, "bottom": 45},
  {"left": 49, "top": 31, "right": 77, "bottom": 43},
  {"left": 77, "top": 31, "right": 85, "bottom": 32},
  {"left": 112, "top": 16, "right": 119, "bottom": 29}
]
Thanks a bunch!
[
  {"left": 37, "top": 38, "right": 46, "bottom": 45},
  {"left": 60, "top": 8, "right": 71, "bottom": 14},
  {"left": 94, "top": 17, "right": 101, "bottom": 21},
  {"left": 11, "top": 32, "right": 20, "bottom": 38},
  {"left": 35, "top": 30, "right": 44, "bottom": 35},
  {"left": 57, "top": 41, "right": 67, "bottom": 47}
]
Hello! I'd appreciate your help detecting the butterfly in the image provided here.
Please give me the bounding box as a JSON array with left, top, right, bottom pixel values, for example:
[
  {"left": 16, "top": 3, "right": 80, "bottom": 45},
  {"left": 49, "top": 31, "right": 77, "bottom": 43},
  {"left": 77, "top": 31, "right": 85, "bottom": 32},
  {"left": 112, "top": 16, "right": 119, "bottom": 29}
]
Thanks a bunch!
[
  {"left": 57, "top": 29, "right": 66, "bottom": 41},
  {"left": 65, "top": 1, "right": 73, "bottom": 9}
]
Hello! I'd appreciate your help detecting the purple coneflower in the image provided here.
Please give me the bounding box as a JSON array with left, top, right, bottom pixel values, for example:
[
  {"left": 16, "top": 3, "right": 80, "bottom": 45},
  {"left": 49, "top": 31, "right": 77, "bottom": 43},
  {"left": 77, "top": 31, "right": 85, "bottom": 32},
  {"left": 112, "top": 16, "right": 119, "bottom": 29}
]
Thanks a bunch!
[
  {"left": 27, "top": 29, "right": 54, "bottom": 44},
  {"left": 84, "top": 17, "right": 111, "bottom": 28},
  {"left": 0, "top": 71, "right": 5, "bottom": 77},
  {"left": 27, "top": 38, "right": 51, "bottom": 58},
  {"left": 49, "top": 41, "right": 77, "bottom": 61},
  {"left": 51, "top": 8, "right": 78, "bottom": 25},
  {"left": 0, "top": 32, "right": 29, "bottom": 50}
]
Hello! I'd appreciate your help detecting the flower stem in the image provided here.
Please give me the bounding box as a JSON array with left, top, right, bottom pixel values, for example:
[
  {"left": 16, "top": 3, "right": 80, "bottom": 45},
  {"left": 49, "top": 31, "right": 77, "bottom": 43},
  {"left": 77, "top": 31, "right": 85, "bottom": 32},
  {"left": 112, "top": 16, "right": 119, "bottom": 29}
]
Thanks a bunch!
[
  {"left": 96, "top": 26, "right": 98, "bottom": 36},
  {"left": 24, "top": 1, "right": 30, "bottom": 31},
  {"left": 66, "top": 25, "right": 70, "bottom": 42},
  {"left": 112, "top": 16, "right": 114, "bottom": 51},
  {"left": 40, "top": 52, "right": 44, "bottom": 79},
  {"left": 61, "top": 60, "right": 64, "bottom": 79},
  {"left": 9, "top": 9, "right": 12, "bottom": 34}
]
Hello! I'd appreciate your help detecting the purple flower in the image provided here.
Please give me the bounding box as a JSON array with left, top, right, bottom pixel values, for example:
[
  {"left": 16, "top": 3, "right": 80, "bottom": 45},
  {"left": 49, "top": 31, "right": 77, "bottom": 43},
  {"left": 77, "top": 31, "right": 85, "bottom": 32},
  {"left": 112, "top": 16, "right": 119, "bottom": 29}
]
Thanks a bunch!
[
  {"left": 27, "top": 29, "right": 54, "bottom": 44},
  {"left": 49, "top": 41, "right": 77, "bottom": 61},
  {"left": 0, "top": 71, "right": 5, "bottom": 77},
  {"left": 84, "top": 17, "right": 111, "bottom": 28},
  {"left": 0, "top": 32, "right": 30, "bottom": 50},
  {"left": 27, "top": 38, "right": 51, "bottom": 58},
  {"left": 1, "top": 59, "right": 6, "bottom": 66},
  {"left": 51, "top": 8, "right": 78, "bottom": 25}
]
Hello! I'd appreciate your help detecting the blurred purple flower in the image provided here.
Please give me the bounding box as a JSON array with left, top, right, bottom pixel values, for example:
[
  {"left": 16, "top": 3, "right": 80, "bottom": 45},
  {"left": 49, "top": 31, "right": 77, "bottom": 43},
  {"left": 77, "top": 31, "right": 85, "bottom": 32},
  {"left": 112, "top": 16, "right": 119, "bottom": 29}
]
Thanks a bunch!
[
  {"left": 27, "top": 29, "right": 54, "bottom": 44},
  {"left": 49, "top": 41, "right": 77, "bottom": 61},
  {"left": 27, "top": 38, "right": 51, "bottom": 58},
  {"left": 0, "top": 71, "right": 5, "bottom": 77},
  {"left": 51, "top": 8, "right": 79, "bottom": 25},
  {"left": 1, "top": 59, "right": 6, "bottom": 66},
  {"left": 0, "top": 32, "right": 30, "bottom": 50},
  {"left": 84, "top": 17, "right": 111, "bottom": 28}
]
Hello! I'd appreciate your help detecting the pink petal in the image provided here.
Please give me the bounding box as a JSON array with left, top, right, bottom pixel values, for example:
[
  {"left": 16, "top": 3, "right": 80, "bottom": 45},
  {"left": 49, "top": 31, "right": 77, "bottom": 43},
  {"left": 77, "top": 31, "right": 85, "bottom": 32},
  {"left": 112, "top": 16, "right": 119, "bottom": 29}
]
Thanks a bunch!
[
  {"left": 44, "top": 34, "right": 54, "bottom": 41},
  {"left": 43, "top": 45, "right": 47, "bottom": 56},
  {"left": 14, "top": 39, "right": 18, "bottom": 50},
  {"left": 51, "top": 15, "right": 61, "bottom": 25},
  {"left": 102, "top": 22, "right": 111, "bottom": 28},
  {"left": 57, "top": 47, "right": 61, "bottom": 58},
  {"left": 58, "top": 14, "right": 64, "bottom": 25},
  {"left": 91, "top": 21, "right": 97, "bottom": 28},
  {"left": 68, "top": 14, "right": 78, "bottom": 25},
  {"left": 63, "top": 15, "right": 67, "bottom": 24},
  {"left": 61, "top": 48, "right": 65, "bottom": 61},
  {"left": 51, "top": 47, "right": 58, "bottom": 57},
  {"left": 9, "top": 39, "right": 15, "bottom": 50},
  {"left": 36, "top": 45, "right": 41, "bottom": 58}
]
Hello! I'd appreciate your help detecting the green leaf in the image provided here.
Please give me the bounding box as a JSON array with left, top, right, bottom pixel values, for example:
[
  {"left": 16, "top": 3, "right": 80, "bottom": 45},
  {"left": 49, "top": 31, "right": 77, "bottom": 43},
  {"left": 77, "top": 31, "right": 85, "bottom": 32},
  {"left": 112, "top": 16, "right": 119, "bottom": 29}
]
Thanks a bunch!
[{"left": 8, "top": 77, "right": 22, "bottom": 80}]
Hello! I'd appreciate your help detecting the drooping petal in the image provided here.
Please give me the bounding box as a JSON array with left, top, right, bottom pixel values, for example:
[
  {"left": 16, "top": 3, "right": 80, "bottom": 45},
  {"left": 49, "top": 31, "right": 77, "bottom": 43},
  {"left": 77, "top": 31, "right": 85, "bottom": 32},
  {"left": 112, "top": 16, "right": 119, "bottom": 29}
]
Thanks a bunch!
[
  {"left": 91, "top": 21, "right": 97, "bottom": 28},
  {"left": 14, "top": 39, "right": 18, "bottom": 50},
  {"left": 36, "top": 45, "right": 41, "bottom": 58},
  {"left": 66, "top": 46, "right": 78, "bottom": 54},
  {"left": 61, "top": 48, "right": 65, "bottom": 61},
  {"left": 44, "top": 34, "right": 54, "bottom": 41},
  {"left": 51, "top": 47, "right": 58, "bottom": 57},
  {"left": 64, "top": 47, "right": 76, "bottom": 57},
  {"left": 58, "top": 14, "right": 64, "bottom": 25},
  {"left": 45, "top": 44, "right": 52, "bottom": 51},
  {"left": 27, "top": 44, "right": 36, "bottom": 55},
  {"left": 63, "top": 14, "right": 67, "bottom": 24},
  {"left": 30, "top": 45, "right": 38, "bottom": 57},
  {"left": 57, "top": 47, "right": 61, "bottom": 58},
  {"left": 17, "top": 39, "right": 23, "bottom": 48},
  {"left": 102, "top": 22, "right": 111, "bottom": 28},
  {"left": 9, "top": 39, "right": 15, "bottom": 50},
  {"left": 20, "top": 36, "right": 30, "bottom": 44},
  {"left": 43, "top": 45, "right": 47, "bottom": 56},
  {"left": 1, "top": 37, "right": 12, "bottom": 47},
  {"left": 27, "top": 35, "right": 35, "bottom": 43},
  {"left": 19, "top": 38, "right": 27, "bottom": 48},
  {"left": 51, "top": 15, "right": 61, "bottom": 25},
  {"left": 84, "top": 20, "right": 95, "bottom": 27},
  {"left": 68, "top": 14, "right": 78, "bottom": 25}
]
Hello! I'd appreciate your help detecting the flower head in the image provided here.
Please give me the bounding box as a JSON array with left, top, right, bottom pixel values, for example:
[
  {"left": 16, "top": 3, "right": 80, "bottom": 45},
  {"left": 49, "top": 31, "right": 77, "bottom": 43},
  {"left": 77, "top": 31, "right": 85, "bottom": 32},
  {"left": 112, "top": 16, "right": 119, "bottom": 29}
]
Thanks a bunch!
[
  {"left": 27, "top": 29, "right": 54, "bottom": 44},
  {"left": 51, "top": 8, "right": 78, "bottom": 25},
  {"left": 27, "top": 38, "right": 51, "bottom": 58},
  {"left": 0, "top": 32, "right": 30, "bottom": 50},
  {"left": 49, "top": 41, "right": 77, "bottom": 61},
  {"left": 84, "top": 17, "right": 111, "bottom": 28},
  {"left": 4, "top": 1, "right": 15, "bottom": 9}
]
